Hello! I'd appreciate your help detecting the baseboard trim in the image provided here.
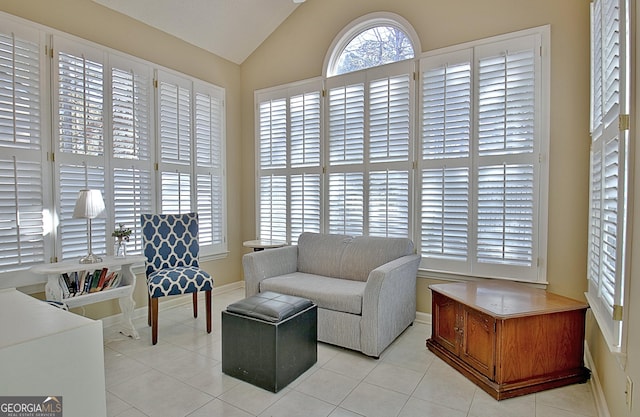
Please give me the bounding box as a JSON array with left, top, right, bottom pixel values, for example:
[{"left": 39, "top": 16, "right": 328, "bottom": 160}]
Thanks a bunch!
[
  {"left": 584, "top": 342, "right": 611, "bottom": 417},
  {"left": 99, "top": 280, "right": 245, "bottom": 329},
  {"left": 415, "top": 311, "right": 431, "bottom": 325}
]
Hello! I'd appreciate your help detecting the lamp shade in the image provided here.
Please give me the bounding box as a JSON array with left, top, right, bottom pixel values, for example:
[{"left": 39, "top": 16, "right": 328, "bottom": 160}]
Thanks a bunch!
[{"left": 72, "top": 189, "right": 106, "bottom": 219}]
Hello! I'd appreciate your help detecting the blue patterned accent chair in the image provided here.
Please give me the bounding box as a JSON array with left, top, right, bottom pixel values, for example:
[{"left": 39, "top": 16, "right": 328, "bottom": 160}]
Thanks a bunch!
[{"left": 141, "top": 213, "right": 214, "bottom": 345}]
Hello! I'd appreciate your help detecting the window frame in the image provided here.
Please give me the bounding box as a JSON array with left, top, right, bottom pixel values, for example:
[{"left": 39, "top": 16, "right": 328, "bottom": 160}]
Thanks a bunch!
[
  {"left": 418, "top": 27, "right": 551, "bottom": 284},
  {"left": 0, "top": 11, "right": 228, "bottom": 288},
  {"left": 156, "top": 69, "right": 228, "bottom": 256},
  {"left": 325, "top": 60, "right": 416, "bottom": 238},
  {"left": 323, "top": 12, "right": 421, "bottom": 78},
  {"left": 255, "top": 78, "right": 324, "bottom": 244},
  {"left": 586, "top": 0, "right": 630, "bottom": 356},
  {"left": 0, "top": 19, "right": 52, "bottom": 285},
  {"left": 256, "top": 23, "right": 551, "bottom": 285}
]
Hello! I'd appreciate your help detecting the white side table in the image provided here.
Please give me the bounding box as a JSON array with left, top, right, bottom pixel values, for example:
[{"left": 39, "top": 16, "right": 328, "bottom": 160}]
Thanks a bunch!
[
  {"left": 30, "top": 255, "right": 145, "bottom": 339},
  {"left": 243, "top": 239, "right": 288, "bottom": 251}
]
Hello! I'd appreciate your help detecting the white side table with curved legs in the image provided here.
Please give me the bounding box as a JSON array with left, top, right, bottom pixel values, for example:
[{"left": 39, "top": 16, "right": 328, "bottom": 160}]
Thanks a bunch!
[{"left": 30, "top": 255, "right": 145, "bottom": 339}]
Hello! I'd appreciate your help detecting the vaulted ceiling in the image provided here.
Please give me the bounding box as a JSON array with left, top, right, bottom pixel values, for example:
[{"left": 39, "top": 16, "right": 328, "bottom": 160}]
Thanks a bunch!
[{"left": 92, "top": 0, "right": 302, "bottom": 64}]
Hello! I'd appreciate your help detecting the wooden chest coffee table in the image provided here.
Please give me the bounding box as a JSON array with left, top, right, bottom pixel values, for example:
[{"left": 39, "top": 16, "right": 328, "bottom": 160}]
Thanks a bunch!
[{"left": 426, "top": 280, "right": 590, "bottom": 400}]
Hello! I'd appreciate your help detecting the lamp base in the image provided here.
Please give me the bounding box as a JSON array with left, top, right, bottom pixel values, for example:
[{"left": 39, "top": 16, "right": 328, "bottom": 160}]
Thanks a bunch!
[{"left": 79, "top": 253, "right": 103, "bottom": 264}]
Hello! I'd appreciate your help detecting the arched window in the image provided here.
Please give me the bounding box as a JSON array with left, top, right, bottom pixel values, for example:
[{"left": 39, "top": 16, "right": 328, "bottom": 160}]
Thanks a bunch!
[{"left": 325, "top": 12, "right": 420, "bottom": 77}]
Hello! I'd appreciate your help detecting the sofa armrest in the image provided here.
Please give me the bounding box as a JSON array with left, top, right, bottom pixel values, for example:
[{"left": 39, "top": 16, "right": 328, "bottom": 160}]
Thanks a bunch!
[
  {"left": 242, "top": 245, "right": 299, "bottom": 296},
  {"left": 361, "top": 253, "right": 421, "bottom": 357}
]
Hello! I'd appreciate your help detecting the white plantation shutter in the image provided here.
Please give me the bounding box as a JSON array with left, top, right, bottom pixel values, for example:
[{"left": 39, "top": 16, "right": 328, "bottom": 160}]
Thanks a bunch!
[
  {"left": 259, "top": 175, "right": 287, "bottom": 241},
  {"left": 0, "top": 23, "right": 47, "bottom": 272},
  {"left": 57, "top": 49, "right": 104, "bottom": 156},
  {"left": 0, "top": 14, "right": 228, "bottom": 275},
  {"left": 259, "top": 98, "right": 287, "bottom": 169},
  {"left": 290, "top": 92, "right": 320, "bottom": 168},
  {"left": 591, "top": 0, "right": 604, "bottom": 130},
  {"left": 291, "top": 174, "right": 321, "bottom": 240},
  {"left": 289, "top": 90, "right": 321, "bottom": 243},
  {"left": 328, "top": 80, "right": 365, "bottom": 165},
  {"left": 258, "top": 97, "right": 288, "bottom": 240},
  {"left": 54, "top": 37, "right": 108, "bottom": 260},
  {"left": 161, "top": 171, "right": 191, "bottom": 213},
  {"left": 474, "top": 40, "right": 538, "bottom": 280},
  {"left": 369, "top": 170, "right": 409, "bottom": 237},
  {"left": 58, "top": 164, "right": 106, "bottom": 259},
  {"left": 589, "top": 146, "right": 603, "bottom": 289},
  {"left": 253, "top": 25, "right": 548, "bottom": 282},
  {"left": 159, "top": 77, "right": 191, "bottom": 165},
  {"left": 328, "top": 173, "right": 364, "bottom": 235},
  {"left": 367, "top": 72, "right": 412, "bottom": 238},
  {"left": 157, "top": 72, "right": 226, "bottom": 254},
  {"left": 421, "top": 167, "right": 470, "bottom": 265},
  {"left": 476, "top": 164, "right": 534, "bottom": 267},
  {"left": 369, "top": 75, "right": 410, "bottom": 163},
  {"left": 420, "top": 32, "right": 545, "bottom": 281},
  {"left": 422, "top": 56, "right": 471, "bottom": 158},
  {"left": 587, "top": 0, "right": 628, "bottom": 352},
  {"left": 155, "top": 70, "right": 226, "bottom": 252},
  {"left": 327, "top": 78, "right": 365, "bottom": 235},
  {"left": 256, "top": 81, "right": 322, "bottom": 243},
  {"left": 194, "top": 84, "right": 226, "bottom": 250},
  {"left": 477, "top": 49, "right": 535, "bottom": 156},
  {"left": 110, "top": 58, "right": 153, "bottom": 255},
  {"left": 111, "top": 66, "right": 151, "bottom": 160},
  {"left": 326, "top": 62, "right": 413, "bottom": 237},
  {"left": 600, "top": 137, "right": 621, "bottom": 307},
  {"left": 113, "top": 167, "right": 151, "bottom": 253},
  {"left": 0, "top": 158, "right": 45, "bottom": 270},
  {"left": 420, "top": 52, "right": 472, "bottom": 271},
  {"left": 158, "top": 72, "right": 191, "bottom": 215}
]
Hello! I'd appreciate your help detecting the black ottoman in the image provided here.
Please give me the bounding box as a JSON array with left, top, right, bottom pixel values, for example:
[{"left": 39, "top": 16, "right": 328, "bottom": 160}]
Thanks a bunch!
[{"left": 222, "top": 291, "right": 317, "bottom": 392}]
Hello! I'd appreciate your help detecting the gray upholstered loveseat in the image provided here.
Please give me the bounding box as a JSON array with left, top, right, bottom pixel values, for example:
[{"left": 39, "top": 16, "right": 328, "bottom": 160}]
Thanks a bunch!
[{"left": 242, "top": 232, "right": 421, "bottom": 357}]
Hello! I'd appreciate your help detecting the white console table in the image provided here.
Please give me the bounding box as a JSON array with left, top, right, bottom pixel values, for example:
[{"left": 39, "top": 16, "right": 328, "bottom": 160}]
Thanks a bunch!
[{"left": 30, "top": 255, "right": 146, "bottom": 339}]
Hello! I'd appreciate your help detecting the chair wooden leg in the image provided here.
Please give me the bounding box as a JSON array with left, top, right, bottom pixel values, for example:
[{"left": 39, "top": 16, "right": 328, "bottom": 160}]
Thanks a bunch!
[
  {"left": 205, "top": 290, "right": 212, "bottom": 334},
  {"left": 151, "top": 297, "right": 159, "bottom": 345},
  {"left": 147, "top": 294, "right": 151, "bottom": 327},
  {"left": 192, "top": 292, "right": 198, "bottom": 318}
]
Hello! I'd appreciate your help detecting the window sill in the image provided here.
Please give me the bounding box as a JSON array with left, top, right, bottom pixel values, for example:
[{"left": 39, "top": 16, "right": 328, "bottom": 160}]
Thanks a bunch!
[
  {"left": 584, "top": 291, "right": 627, "bottom": 367},
  {"left": 417, "top": 268, "right": 549, "bottom": 289}
]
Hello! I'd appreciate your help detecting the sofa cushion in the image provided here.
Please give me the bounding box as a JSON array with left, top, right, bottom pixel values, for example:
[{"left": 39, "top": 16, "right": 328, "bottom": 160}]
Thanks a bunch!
[
  {"left": 260, "top": 273, "right": 365, "bottom": 315},
  {"left": 339, "top": 235, "right": 414, "bottom": 282},
  {"left": 297, "top": 232, "right": 352, "bottom": 278}
]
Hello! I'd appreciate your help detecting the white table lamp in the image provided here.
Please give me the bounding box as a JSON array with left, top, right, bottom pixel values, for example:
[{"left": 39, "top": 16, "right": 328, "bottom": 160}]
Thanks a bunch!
[{"left": 73, "top": 189, "right": 106, "bottom": 264}]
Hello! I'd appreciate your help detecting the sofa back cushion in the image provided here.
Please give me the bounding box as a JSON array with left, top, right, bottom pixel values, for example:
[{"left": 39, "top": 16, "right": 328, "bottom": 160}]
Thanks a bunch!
[
  {"left": 340, "top": 235, "right": 414, "bottom": 282},
  {"left": 297, "top": 232, "right": 352, "bottom": 278},
  {"left": 297, "top": 232, "right": 414, "bottom": 282}
]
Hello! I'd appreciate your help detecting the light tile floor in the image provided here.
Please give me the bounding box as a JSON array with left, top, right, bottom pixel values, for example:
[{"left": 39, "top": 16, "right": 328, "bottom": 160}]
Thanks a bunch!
[{"left": 103, "top": 288, "right": 598, "bottom": 417}]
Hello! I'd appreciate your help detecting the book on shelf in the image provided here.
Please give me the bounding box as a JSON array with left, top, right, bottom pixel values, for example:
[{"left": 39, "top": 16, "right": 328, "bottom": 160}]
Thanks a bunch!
[
  {"left": 61, "top": 267, "right": 124, "bottom": 297},
  {"left": 88, "top": 269, "right": 101, "bottom": 293},
  {"left": 59, "top": 275, "right": 70, "bottom": 298},
  {"left": 91, "top": 268, "right": 108, "bottom": 293},
  {"left": 61, "top": 272, "right": 79, "bottom": 295},
  {"left": 97, "top": 270, "right": 114, "bottom": 291},
  {"left": 103, "top": 271, "right": 122, "bottom": 290},
  {"left": 78, "top": 270, "right": 88, "bottom": 295}
]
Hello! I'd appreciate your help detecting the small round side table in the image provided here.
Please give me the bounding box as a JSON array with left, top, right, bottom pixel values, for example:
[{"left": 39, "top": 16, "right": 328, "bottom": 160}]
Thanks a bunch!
[{"left": 243, "top": 239, "right": 288, "bottom": 251}]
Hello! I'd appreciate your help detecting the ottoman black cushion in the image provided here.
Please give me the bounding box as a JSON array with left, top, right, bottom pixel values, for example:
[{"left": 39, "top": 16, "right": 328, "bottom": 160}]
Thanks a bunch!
[
  {"left": 226, "top": 291, "right": 313, "bottom": 322},
  {"left": 222, "top": 291, "right": 317, "bottom": 392}
]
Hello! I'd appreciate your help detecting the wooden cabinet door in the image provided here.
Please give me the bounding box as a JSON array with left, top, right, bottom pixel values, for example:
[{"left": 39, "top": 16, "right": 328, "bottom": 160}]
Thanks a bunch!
[
  {"left": 460, "top": 305, "right": 496, "bottom": 379},
  {"left": 432, "top": 292, "right": 460, "bottom": 356}
]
